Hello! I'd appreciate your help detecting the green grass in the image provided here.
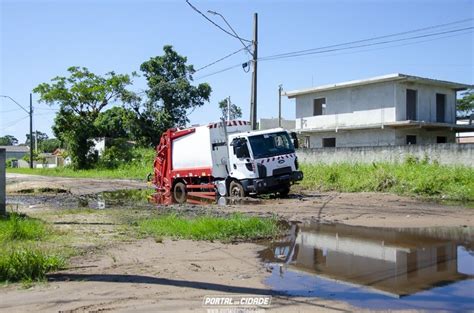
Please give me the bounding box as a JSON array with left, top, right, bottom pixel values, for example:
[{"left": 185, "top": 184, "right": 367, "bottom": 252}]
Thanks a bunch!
[
  {"left": 7, "top": 147, "right": 155, "bottom": 180},
  {"left": 0, "top": 248, "right": 65, "bottom": 283},
  {"left": 0, "top": 213, "right": 48, "bottom": 242},
  {"left": 137, "top": 213, "right": 281, "bottom": 241},
  {"left": 300, "top": 162, "right": 474, "bottom": 202},
  {"left": 0, "top": 213, "right": 65, "bottom": 283}
]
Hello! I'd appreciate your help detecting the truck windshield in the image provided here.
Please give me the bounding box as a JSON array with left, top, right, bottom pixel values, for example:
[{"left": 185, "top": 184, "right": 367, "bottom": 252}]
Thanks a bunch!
[{"left": 248, "top": 132, "right": 295, "bottom": 159}]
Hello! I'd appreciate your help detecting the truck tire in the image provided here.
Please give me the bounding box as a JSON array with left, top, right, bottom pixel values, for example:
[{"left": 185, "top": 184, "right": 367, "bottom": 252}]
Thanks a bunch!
[
  {"left": 173, "top": 182, "right": 187, "bottom": 204},
  {"left": 229, "top": 181, "right": 245, "bottom": 198},
  {"left": 279, "top": 186, "right": 291, "bottom": 198}
]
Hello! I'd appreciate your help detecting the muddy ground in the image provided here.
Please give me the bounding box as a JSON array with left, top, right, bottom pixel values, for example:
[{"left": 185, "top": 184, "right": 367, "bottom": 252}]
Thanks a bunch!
[{"left": 2, "top": 173, "right": 473, "bottom": 312}]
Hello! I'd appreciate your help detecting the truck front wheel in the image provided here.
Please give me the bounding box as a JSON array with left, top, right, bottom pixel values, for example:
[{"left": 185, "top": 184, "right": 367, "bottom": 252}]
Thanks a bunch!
[
  {"left": 278, "top": 185, "right": 291, "bottom": 198},
  {"left": 229, "top": 181, "right": 245, "bottom": 198},
  {"left": 173, "top": 182, "right": 187, "bottom": 204}
]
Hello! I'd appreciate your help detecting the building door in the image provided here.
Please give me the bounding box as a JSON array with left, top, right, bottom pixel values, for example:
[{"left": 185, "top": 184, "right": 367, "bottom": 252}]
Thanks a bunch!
[
  {"left": 406, "top": 89, "right": 417, "bottom": 120},
  {"left": 436, "top": 94, "right": 446, "bottom": 123}
]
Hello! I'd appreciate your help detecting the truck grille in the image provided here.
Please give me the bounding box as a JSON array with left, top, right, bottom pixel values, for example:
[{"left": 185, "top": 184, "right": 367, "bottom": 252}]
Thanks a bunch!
[{"left": 273, "top": 166, "right": 292, "bottom": 176}]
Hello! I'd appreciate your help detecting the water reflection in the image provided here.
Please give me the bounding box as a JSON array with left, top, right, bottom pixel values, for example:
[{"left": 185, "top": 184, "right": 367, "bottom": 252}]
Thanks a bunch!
[
  {"left": 260, "top": 223, "right": 474, "bottom": 310},
  {"left": 150, "top": 192, "right": 262, "bottom": 206}
]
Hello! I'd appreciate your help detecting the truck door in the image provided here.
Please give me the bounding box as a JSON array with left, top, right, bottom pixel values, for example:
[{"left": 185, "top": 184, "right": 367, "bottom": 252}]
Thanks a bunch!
[{"left": 228, "top": 138, "right": 254, "bottom": 180}]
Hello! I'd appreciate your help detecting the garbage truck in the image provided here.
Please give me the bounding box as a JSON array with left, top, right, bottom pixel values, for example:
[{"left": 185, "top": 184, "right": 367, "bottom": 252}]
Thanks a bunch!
[{"left": 151, "top": 120, "right": 303, "bottom": 203}]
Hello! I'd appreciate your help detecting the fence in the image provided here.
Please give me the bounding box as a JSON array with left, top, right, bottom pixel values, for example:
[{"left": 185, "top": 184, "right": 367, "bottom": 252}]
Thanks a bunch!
[{"left": 296, "top": 143, "right": 474, "bottom": 167}]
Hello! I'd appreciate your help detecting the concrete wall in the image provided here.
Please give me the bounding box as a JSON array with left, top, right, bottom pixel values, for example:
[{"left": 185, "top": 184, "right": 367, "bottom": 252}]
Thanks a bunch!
[
  {"left": 295, "top": 81, "right": 397, "bottom": 129},
  {"left": 302, "top": 128, "right": 456, "bottom": 148},
  {"left": 294, "top": 81, "right": 457, "bottom": 131},
  {"left": 395, "top": 82, "right": 456, "bottom": 123},
  {"left": 259, "top": 118, "right": 296, "bottom": 130},
  {"left": 304, "top": 129, "right": 397, "bottom": 148},
  {"left": 296, "top": 143, "right": 474, "bottom": 167},
  {"left": 394, "top": 128, "right": 456, "bottom": 145}
]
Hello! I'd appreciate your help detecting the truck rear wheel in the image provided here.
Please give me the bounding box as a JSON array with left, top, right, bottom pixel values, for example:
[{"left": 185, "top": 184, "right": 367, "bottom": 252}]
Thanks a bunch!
[
  {"left": 229, "top": 181, "right": 245, "bottom": 198},
  {"left": 173, "top": 182, "right": 187, "bottom": 204}
]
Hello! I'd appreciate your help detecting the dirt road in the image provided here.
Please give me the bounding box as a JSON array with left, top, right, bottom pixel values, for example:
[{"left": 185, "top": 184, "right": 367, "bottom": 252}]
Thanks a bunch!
[
  {"left": 6, "top": 173, "right": 474, "bottom": 228},
  {"left": 0, "top": 239, "right": 352, "bottom": 312},
  {"left": 2, "top": 173, "right": 473, "bottom": 312}
]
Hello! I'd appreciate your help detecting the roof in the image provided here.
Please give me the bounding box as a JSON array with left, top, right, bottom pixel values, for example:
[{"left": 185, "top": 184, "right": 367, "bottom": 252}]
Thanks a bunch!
[
  {"left": 0, "top": 145, "right": 30, "bottom": 152},
  {"left": 285, "top": 73, "right": 472, "bottom": 98}
]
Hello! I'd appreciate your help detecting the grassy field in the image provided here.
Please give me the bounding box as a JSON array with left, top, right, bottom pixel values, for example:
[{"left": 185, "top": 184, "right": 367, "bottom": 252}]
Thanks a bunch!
[
  {"left": 0, "top": 214, "right": 65, "bottom": 283},
  {"left": 301, "top": 161, "right": 474, "bottom": 202},
  {"left": 137, "top": 213, "right": 281, "bottom": 241},
  {"left": 8, "top": 148, "right": 154, "bottom": 180},
  {"left": 7, "top": 147, "right": 474, "bottom": 201}
]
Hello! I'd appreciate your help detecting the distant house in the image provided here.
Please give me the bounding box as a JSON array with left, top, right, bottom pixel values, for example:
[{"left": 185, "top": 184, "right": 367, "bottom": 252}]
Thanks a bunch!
[
  {"left": 35, "top": 153, "right": 65, "bottom": 168},
  {"left": 286, "top": 74, "right": 474, "bottom": 148},
  {"left": 456, "top": 115, "right": 474, "bottom": 143},
  {"left": 0, "top": 145, "right": 29, "bottom": 159}
]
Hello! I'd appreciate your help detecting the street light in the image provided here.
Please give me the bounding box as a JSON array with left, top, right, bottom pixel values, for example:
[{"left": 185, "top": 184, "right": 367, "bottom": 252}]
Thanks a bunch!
[{"left": 0, "top": 94, "right": 34, "bottom": 168}]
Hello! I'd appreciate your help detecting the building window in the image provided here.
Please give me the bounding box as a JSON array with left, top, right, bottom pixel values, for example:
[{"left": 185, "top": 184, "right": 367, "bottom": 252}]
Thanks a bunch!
[
  {"left": 322, "top": 137, "right": 336, "bottom": 147},
  {"left": 406, "top": 89, "right": 417, "bottom": 120},
  {"left": 313, "top": 98, "right": 326, "bottom": 116},
  {"left": 436, "top": 93, "right": 446, "bottom": 123},
  {"left": 437, "top": 136, "right": 447, "bottom": 143},
  {"left": 303, "top": 136, "right": 311, "bottom": 148},
  {"left": 406, "top": 135, "right": 417, "bottom": 145}
]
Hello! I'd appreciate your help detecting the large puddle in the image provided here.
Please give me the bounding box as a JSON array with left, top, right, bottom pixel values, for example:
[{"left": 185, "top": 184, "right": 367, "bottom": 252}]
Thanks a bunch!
[{"left": 260, "top": 223, "right": 474, "bottom": 311}]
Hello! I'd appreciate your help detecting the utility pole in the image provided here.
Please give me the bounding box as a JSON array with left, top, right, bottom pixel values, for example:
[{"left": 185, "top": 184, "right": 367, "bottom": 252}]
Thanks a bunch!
[
  {"left": 0, "top": 148, "right": 5, "bottom": 216},
  {"left": 29, "top": 93, "right": 33, "bottom": 169},
  {"left": 250, "top": 13, "right": 258, "bottom": 130},
  {"left": 278, "top": 84, "right": 283, "bottom": 128},
  {"left": 227, "top": 96, "right": 231, "bottom": 121}
]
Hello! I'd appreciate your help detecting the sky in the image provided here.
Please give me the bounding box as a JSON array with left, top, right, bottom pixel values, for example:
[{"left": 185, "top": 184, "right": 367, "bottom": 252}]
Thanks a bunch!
[{"left": 1, "top": 0, "right": 473, "bottom": 143}]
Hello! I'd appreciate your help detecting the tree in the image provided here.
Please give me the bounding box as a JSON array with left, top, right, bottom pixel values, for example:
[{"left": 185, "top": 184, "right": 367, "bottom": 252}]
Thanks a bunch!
[
  {"left": 457, "top": 89, "right": 474, "bottom": 118},
  {"left": 25, "top": 131, "right": 48, "bottom": 146},
  {"left": 39, "top": 138, "right": 61, "bottom": 153},
  {"left": 218, "top": 98, "right": 242, "bottom": 120},
  {"left": 130, "top": 45, "right": 212, "bottom": 146},
  {"left": 33, "top": 66, "right": 135, "bottom": 169},
  {"left": 0, "top": 135, "right": 18, "bottom": 146},
  {"left": 94, "top": 106, "right": 135, "bottom": 139}
]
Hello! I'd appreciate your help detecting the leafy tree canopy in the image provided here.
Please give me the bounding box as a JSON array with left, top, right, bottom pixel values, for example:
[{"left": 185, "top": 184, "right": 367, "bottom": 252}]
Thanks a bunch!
[
  {"left": 25, "top": 131, "right": 48, "bottom": 146},
  {"left": 457, "top": 89, "right": 474, "bottom": 118},
  {"left": 130, "top": 45, "right": 212, "bottom": 146},
  {"left": 94, "top": 106, "right": 135, "bottom": 139},
  {"left": 39, "top": 138, "right": 61, "bottom": 153},
  {"left": 218, "top": 98, "right": 242, "bottom": 120},
  {"left": 33, "top": 66, "right": 135, "bottom": 169},
  {"left": 0, "top": 135, "right": 18, "bottom": 146}
]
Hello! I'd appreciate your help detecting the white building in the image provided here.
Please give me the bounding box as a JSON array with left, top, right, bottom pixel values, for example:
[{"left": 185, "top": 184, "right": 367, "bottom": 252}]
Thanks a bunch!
[{"left": 286, "top": 73, "right": 474, "bottom": 148}]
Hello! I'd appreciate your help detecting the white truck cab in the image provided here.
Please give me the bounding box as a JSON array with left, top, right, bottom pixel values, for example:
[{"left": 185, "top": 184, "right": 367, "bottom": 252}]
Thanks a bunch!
[{"left": 225, "top": 128, "right": 303, "bottom": 197}]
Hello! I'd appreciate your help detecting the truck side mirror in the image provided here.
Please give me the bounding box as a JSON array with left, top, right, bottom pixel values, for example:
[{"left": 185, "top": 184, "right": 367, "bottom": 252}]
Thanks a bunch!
[{"left": 290, "top": 132, "right": 299, "bottom": 149}]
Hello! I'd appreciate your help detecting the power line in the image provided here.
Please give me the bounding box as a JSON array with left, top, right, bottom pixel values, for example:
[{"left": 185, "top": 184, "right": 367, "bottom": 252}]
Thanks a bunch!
[
  {"left": 268, "top": 30, "right": 473, "bottom": 67},
  {"left": 194, "top": 45, "right": 251, "bottom": 72},
  {"left": 259, "top": 18, "right": 473, "bottom": 61},
  {"left": 0, "top": 115, "right": 29, "bottom": 132},
  {"left": 0, "top": 108, "right": 22, "bottom": 114},
  {"left": 259, "top": 26, "right": 474, "bottom": 62},
  {"left": 195, "top": 61, "right": 250, "bottom": 80},
  {"left": 185, "top": 0, "right": 252, "bottom": 43}
]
